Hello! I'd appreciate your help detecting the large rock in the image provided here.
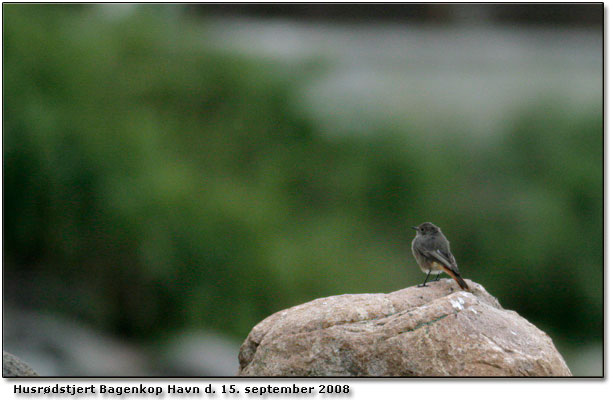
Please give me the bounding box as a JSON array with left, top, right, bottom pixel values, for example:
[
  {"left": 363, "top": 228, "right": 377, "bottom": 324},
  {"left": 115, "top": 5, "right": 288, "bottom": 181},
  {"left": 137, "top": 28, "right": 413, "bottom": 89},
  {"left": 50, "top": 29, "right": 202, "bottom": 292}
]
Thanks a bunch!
[
  {"left": 3, "top": 351, "right": 38, "bottom": 377},
  {"left": 238, "top": 279, "right": 571, "bottom": 376}
]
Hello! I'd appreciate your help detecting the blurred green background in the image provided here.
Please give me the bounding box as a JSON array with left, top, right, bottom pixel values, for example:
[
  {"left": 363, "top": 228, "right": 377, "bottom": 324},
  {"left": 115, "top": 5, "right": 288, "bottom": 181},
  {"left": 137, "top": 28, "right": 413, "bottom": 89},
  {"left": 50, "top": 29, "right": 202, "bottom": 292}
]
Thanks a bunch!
[{"left": 3, "top": 4, "right": 603, "bottom": 376}]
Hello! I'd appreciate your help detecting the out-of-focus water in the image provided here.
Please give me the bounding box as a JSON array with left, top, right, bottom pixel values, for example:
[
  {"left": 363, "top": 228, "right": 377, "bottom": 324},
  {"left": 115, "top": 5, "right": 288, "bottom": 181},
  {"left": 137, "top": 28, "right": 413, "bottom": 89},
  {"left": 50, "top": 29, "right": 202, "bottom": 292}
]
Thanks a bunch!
[{"left": 205, "top": 18, "right": 602, "bottom": 138}]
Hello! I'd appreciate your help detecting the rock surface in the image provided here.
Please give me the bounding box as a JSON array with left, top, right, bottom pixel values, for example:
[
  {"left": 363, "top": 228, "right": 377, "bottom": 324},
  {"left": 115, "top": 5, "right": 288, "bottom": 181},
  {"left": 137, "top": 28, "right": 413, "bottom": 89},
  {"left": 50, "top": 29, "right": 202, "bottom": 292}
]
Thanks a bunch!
[
  {"left": 3, "top": 351, "right": 38, "bottom": 377},
  {"left": 238, "top": 279, "right": 571, "bottom": 376}
]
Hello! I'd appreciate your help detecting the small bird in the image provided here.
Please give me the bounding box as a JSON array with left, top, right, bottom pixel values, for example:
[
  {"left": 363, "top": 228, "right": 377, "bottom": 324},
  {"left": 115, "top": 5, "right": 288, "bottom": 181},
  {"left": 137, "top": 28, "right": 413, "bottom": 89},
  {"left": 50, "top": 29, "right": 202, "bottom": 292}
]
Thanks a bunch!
[{"left": 411, "top": 222, "right": 469, "bottom": 290}]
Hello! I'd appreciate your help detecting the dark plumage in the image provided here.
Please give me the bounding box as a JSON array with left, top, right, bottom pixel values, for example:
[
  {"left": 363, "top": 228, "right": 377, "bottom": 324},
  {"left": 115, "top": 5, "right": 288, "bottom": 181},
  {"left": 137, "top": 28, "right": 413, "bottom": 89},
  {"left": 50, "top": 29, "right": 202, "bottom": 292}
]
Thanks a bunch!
[{"left": 411, "top": 222, "right": 469, "bottom": 290}]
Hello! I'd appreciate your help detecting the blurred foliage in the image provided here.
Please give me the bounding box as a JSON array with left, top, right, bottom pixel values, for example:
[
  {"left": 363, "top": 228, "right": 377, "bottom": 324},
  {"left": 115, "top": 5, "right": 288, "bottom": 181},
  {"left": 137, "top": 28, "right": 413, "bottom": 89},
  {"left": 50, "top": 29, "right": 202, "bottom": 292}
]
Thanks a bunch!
[{"left": 3, "top": 2, "right": 602, "bottom": 359}]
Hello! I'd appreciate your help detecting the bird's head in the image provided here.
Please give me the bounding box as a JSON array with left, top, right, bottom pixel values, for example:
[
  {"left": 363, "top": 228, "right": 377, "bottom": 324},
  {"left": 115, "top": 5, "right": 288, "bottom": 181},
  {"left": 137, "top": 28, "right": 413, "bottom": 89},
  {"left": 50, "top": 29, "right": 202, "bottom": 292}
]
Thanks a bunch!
[{"left": 412, "top": 222, "right": 440, "bottom": 236}]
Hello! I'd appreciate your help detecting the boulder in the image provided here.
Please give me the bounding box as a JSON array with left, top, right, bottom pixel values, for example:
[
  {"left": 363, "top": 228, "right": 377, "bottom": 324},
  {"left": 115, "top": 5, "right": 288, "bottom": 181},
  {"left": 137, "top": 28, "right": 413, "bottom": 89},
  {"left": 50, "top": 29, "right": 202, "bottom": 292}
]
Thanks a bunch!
[
  {"left": 3, "top": 351, "right": 38, "bottom": 377},
  {"left": 238, "top": 279, "right": 571, "bottom": 376}
]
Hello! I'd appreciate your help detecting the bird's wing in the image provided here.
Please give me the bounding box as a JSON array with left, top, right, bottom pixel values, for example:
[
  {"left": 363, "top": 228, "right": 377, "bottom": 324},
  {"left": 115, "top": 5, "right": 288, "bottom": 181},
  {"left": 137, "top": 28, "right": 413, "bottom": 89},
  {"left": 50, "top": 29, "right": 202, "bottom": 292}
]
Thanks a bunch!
[{"left": 426, "top": 249, "right": 461, "bottom": 275}]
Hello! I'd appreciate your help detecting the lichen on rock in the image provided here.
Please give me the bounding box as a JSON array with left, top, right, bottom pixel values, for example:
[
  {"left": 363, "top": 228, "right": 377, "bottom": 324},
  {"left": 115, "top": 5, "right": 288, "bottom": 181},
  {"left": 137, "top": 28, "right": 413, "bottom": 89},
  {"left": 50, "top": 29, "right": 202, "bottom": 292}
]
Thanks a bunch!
[{"left": 238, "top": 279, "right": 571, "bottom": 377}]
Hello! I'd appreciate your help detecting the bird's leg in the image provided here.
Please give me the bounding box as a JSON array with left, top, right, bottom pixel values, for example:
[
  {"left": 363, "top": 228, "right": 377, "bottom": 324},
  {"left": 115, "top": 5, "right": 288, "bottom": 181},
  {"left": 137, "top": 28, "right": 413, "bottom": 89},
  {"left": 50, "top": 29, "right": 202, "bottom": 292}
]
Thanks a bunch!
[
  {"left": 434, "top": 274, "right": 441, "bottom": 281},
  {"left": 418, "top": 270, "right": 431, "bottom": 287}
]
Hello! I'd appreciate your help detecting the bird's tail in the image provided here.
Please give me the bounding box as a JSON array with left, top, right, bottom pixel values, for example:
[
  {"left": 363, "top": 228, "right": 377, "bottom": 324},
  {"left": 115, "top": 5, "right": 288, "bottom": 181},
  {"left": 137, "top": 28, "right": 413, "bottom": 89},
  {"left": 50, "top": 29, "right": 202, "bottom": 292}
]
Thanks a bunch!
[{"left": 442, "top": 266, "right": 470, "bottom": 291}]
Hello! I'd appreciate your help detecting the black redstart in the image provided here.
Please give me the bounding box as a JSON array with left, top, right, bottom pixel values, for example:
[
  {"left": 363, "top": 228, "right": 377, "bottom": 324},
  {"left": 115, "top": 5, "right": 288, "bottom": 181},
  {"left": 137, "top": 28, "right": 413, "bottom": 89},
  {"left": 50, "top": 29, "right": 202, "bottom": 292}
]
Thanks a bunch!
[{"left": 411, "top": 222, "right": 469, "bottom": 291}]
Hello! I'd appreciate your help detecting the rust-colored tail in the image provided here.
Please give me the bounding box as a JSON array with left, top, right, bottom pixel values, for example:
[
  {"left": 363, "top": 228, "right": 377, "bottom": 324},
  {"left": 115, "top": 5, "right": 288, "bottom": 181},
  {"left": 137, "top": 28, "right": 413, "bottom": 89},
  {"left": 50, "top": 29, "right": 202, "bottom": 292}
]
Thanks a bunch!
[{"left": 441, "top": 266, "right": 470, "bottom": 291}]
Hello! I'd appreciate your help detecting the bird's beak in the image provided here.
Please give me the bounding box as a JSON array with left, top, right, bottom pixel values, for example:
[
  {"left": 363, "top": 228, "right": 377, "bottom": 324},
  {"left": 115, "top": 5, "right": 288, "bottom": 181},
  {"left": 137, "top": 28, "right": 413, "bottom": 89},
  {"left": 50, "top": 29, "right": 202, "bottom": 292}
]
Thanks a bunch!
[{"left": 411, "top": 226, "right": 418, "bottom": 230}]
